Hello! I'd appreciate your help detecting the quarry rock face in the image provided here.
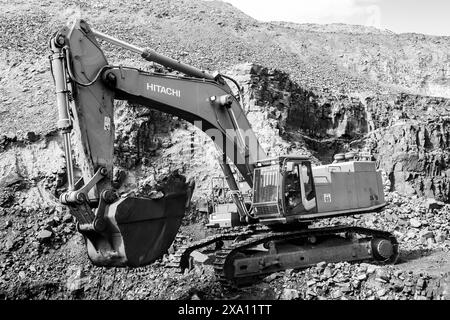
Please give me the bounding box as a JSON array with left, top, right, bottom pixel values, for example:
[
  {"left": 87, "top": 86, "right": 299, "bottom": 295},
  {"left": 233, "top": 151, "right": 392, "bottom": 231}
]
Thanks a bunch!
[
  {"left": 373, "top": 121, "right": 450, "bottom": 201},
  {"left": 1, "top": 0, "right": 450, "bottom": 301},
  {"left": 365, "top": 94, "right": 450, "bottom": 201},
  {"left": 229, "top": 64, "right": 450, "bottom": 203}
]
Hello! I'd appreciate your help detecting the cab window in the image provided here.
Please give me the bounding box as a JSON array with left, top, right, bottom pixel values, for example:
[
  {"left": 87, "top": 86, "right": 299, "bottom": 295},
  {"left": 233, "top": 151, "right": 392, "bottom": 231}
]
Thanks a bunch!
[
  {"left": 285, "top": 164, "right": 302, "bottom": 210},
  {"left": 301, "top": 162, "right": 315, "bottom": 201}
]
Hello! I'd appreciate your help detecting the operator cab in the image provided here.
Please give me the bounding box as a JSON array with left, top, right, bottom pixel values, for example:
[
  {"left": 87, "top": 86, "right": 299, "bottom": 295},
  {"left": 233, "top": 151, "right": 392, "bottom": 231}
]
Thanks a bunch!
[{"left": 252, "top": 156, "right": 317, "bottom": 225}]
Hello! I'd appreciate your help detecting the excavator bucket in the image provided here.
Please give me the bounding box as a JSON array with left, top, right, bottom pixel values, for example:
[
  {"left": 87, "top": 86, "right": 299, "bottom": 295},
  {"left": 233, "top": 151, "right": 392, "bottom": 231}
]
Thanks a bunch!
[
  {"left": 80, "top": 175, "right": 195, "bottom": 268},
  {"left": 112, "top": 196, "right": 185, "bottom": 266}
]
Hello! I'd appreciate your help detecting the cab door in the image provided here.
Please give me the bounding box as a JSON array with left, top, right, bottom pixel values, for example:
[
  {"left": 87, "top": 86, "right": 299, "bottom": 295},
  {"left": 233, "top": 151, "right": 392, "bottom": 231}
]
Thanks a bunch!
[
  {"left": 299, "top": 161, "right": 317, "bottom": 212},
  {"left": 282, "top": 160, "right": 317, "bottom": 216}
]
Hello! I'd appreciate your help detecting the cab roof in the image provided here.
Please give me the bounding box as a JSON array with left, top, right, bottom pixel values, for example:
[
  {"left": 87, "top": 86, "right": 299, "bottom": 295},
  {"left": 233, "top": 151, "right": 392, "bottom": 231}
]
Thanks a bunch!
[{"left": 253, "top": 155, "right": 311, "bottom": 166}]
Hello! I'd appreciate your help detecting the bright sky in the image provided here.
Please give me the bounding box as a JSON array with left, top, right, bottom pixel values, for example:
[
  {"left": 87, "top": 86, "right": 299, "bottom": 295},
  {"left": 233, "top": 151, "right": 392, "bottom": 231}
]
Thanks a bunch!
[{"left": 223, "top": 0, "right": 450, "bottom": 36}]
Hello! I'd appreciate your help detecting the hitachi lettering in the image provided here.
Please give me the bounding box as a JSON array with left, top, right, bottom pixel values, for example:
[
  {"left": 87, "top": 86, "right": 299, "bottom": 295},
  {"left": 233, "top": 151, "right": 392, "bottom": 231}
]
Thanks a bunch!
[{"left": 146, "top": 83, "right": 181, "bottom": 98}]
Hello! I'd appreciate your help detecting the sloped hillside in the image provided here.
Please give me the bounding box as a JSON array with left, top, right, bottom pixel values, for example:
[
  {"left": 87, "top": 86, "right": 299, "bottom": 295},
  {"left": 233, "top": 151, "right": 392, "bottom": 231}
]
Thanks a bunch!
[{"left": 1, "top": 0, "right": 449, "bottom": 137}]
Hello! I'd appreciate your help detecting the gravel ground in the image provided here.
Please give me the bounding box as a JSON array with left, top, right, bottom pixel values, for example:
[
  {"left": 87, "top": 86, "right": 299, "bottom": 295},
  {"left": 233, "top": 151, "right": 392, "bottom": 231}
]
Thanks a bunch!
[{"left": 2, "top": 190, "right": 450, "bottom": 300}]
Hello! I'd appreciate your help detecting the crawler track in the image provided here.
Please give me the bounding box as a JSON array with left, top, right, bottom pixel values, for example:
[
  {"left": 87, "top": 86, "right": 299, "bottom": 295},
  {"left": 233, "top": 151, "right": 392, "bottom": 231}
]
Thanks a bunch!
[
  {"left": 166, "top": 229, "right": 260, "bottom": 270},
  {"left": 213, "top": 225, "right": 398, "bottom": 286},
  {"left": 168, "top": 225, "right": 398, "bottom": 286}
]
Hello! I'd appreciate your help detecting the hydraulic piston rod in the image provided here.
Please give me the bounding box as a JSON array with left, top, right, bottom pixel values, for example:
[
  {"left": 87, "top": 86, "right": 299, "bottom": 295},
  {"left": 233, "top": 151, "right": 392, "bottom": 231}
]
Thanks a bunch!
[
  {"left": 217, "top": 152, "right": 250, "bottom": 222},
  {"left": 91, "top": 29, "right": 216, "bottom": 80},
  {"left": 91, "top": 28, "right": 143, "bottom": 54},
  {"left": 49, "top": 39, "right": 75, "bottom": 190}
]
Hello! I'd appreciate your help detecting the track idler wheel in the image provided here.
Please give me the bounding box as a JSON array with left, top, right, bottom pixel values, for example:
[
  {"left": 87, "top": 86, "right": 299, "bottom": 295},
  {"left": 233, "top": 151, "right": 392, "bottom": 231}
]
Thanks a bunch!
[{"left": 371, "top": 237, "right": 398, "bottom": 264}]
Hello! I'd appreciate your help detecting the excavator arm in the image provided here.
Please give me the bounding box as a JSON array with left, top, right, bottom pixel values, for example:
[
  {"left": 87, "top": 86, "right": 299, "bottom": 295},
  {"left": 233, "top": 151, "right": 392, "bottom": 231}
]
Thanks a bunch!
[{"left": 49, "top": 19, "right": 266, "bottom": 267}]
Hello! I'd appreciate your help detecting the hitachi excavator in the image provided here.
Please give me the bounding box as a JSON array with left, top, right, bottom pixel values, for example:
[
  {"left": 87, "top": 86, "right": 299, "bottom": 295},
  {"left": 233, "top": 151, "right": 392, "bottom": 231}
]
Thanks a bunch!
[{"left": 49, "top": 19, "right": 398, "bottom": 285}]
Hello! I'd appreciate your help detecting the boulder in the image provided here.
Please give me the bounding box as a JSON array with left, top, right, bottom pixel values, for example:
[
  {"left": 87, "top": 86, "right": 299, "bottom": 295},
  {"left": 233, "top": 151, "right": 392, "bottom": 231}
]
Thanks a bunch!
[
  {"left": 37, "top": 230, "right": 52, "bottom": 241},
  {"left": 280, "top": 288, "right": 299, "bottom": 300},
  {"left": 426, "top": 198, "right": 445, "bottom": 211},
  {"left": 409, "top": 218, "right": 422, "bottom": 228},
  {"left": 189, "top": 250, "right": 211, "bottom": 265}
]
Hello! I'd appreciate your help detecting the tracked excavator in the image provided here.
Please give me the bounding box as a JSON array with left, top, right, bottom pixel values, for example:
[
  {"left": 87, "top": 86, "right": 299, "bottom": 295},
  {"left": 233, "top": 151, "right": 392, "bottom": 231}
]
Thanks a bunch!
[{"left": 49, "top": 19, "right": 398, "bottom": 285}]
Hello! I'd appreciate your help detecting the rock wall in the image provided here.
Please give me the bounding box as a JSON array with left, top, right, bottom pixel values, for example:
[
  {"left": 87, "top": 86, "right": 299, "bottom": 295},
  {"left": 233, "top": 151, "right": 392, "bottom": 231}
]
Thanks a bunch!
[
  {"left": 371, "top": 121, "right": 450, "bottom": 201},
  {"left": 237, "top": 70, "right": 450, "bottom": 202},
  {"left": 326, "top": 93, "right": 450, "bottom": 202},
  {"left": 364, "top": 93, "right": 450, "bottom": 201}
]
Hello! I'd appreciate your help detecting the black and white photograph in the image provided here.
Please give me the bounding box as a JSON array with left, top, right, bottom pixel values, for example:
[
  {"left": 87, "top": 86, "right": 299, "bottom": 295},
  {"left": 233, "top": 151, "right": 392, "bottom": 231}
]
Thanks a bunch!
[{"left": 0, "top": 0, "right": 449, "bottom": 309}]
